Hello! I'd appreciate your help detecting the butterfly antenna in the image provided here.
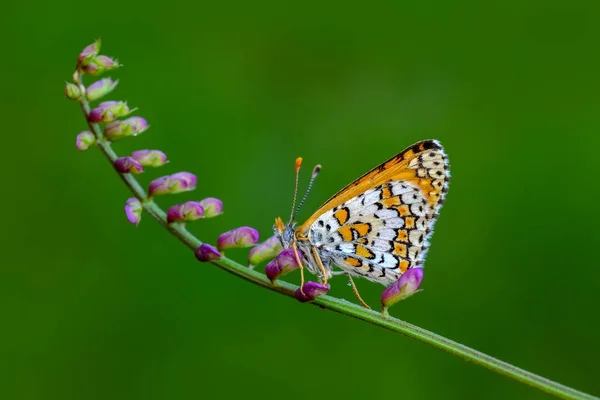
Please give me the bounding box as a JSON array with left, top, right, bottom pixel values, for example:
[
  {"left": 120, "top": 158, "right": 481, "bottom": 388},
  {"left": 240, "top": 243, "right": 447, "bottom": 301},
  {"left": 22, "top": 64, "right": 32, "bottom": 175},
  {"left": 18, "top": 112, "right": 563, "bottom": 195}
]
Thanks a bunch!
[
  {"left": 292, "top": 164, "right": 321, "bottom": 221},
  {"left": 289, "top": 157, "right": 303, "bottom": 221}
]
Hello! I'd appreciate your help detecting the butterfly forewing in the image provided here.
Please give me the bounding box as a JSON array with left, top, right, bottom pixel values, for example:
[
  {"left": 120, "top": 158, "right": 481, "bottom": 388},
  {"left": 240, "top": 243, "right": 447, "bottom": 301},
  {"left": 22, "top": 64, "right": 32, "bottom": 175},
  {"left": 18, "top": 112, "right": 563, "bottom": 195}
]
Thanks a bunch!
[{"left": 302, "top": 140, "right": 449, "bottom": 286}]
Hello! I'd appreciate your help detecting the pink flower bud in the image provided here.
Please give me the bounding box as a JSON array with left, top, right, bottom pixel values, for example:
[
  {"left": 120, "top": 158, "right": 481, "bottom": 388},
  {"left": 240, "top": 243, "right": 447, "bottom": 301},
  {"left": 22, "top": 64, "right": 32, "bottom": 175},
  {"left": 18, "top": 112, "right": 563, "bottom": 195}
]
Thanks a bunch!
[
  {"left": 265, "top": 249, "right": 302, "bottom": 282},
  {"left": 86, "top": 77, "right": 118, "bottom": 101},
  {"left": 148, "top": 172, "right": 197, "bottom": 196},
  {"left": 217, "top": 227, "right": 259, "bottom": 250},
  {"left": 248, "top": 235, "right": 283, "bottom": 267},
  {"left": 80, "top": 55, "right": 120, "bottom": 76},
  {"left": 125, "top": 197, "right": 142, "bottom": 225},
  {"left": 195, "top": 244, "right": 221, "bottom": 262},
  {"left": 88, "top": 101, "right": 132, "bottom": 123},
  {"left": 104, "top": 117, "right": 149, "bottom": 141},
  {"left": 114, "top": 157, "right": 144, "bottom": 174},
  {"left": 381, "top": 267, "right": 424, "bottom": 314},
  {"left": 65, "top": 82, "right": 81, "bottom": 100},
  {"left": 77, "top": 40, "right": 101, "bottom": 66},
  {"left": 295, "top": 281, "right": 330, "bottom": 302},
  {"left": 198, "top": 197, "right": 223, "bottom": 218},
  {"left": 130, "top": 150, "right": 168, "bottom": 167},
  {"left": 75, "top": 131, "right": 96, "bottom": 151},
  {"left": 167, "top": 201, "right": 204, "bottom": 223}
]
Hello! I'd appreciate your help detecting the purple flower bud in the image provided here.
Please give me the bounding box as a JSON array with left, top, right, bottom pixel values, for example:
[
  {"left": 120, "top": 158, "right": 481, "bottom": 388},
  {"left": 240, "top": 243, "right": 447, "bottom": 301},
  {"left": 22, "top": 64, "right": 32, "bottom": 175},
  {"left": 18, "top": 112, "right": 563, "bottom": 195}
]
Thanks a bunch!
[
  {"left": 130, "top": 150, "right": 168, "bottom": 167},
  {"left": 248, "top": 235, "right": 283, "bottom": 267},
  {"left": 295, "top": 281, "right": 330, "bottom": 302},
  {"left": 198, "top": 197, "right": 223, "bottom": 218},
  {"left": 277, "top": 248, "right": 302, "bottom": 272},
  {"left": 265, "top": 258, "right": 282, "bottom": 282},
  {"left": 104, "top": 117, "right": 149, "bottom": 141},
  {"left": 88, "top": 101, "right": 132, "bottom": 123},
  {"left": 114, "top": 157, "right": 144, "bottom": 174},
  {"left": 77, "top": 40, "right": 101, "bottom": 66},
  {"left": 167, "top": 201, "right": 204, "bottom": 223},
  {"left": 217, "top": 227, "right": 259, "bottom": 250},
  {"left": 75, "top": 131, "right": 96, "bottom": 151},
  {"left": 95, "top": 55, "right": 120, "bottom": 69},
  {"left": 65, "top": 82, "right": 81, "bottom": 100},
  {"left": 125, "top": 197, "right": 142, "bottom": 225},
  {"left": 147, "top": 172, "right": 197, "bottom": 196},
  {"left": 195, "top": 244, "right": 221, "bottom": 262},
  {"left": 86, "top": 77, "right": 119, "bottom": 101},
  {"left": 265, "top": 249, "right": 303, "bottom": 282},
  {"left": 80, "top": 55, "right": 120, "bottom": 76},
  {"left": 381, "top": 267, "right": 424, "bottom": 313}
]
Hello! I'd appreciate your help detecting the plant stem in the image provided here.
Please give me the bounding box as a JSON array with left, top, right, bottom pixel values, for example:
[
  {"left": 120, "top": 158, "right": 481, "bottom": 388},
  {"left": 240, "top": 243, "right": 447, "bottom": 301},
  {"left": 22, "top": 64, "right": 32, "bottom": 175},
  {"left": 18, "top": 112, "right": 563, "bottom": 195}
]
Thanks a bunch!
[{"left": 73, "top": 73, "right": 598, "bottom": 400}]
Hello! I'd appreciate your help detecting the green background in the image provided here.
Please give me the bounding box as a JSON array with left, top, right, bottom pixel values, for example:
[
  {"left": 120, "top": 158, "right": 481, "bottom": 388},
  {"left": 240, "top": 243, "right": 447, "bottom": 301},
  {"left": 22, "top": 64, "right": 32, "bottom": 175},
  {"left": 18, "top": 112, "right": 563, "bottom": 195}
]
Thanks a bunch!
[{"left": 3, "top": 0, "right": 600, "bottom": 399}]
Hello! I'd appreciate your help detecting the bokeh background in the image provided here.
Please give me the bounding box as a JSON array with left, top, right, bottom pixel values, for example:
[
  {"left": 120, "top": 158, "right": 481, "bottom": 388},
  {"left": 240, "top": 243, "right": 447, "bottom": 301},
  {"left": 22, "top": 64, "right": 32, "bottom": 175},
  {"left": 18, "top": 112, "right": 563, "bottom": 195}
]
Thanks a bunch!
[{"left": 2, "top": 0, "right": 599, "bottom": 399}]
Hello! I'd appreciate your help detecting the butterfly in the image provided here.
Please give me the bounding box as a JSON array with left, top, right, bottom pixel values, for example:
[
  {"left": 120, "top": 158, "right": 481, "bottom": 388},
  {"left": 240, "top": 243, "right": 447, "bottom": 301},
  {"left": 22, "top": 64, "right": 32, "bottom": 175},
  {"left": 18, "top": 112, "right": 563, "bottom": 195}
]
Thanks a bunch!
[{"left": 274, "top": 139, "right": 449, "bottom": 308}]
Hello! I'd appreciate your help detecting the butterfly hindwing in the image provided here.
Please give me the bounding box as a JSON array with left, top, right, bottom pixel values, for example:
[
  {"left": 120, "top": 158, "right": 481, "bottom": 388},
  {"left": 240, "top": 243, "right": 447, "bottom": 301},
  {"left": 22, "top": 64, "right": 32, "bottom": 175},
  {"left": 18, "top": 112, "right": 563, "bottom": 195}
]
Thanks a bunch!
[{"left": 303, "top": 140, "right": 449, "bottom": 286}]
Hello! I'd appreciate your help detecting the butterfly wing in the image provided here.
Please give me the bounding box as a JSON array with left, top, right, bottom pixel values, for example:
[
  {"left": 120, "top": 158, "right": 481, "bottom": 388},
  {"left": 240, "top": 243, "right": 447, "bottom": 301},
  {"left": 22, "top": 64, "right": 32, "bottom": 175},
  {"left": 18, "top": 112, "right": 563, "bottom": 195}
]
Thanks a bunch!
[{"left": 302, "top": 140, "right": 449, "bottom": 285}]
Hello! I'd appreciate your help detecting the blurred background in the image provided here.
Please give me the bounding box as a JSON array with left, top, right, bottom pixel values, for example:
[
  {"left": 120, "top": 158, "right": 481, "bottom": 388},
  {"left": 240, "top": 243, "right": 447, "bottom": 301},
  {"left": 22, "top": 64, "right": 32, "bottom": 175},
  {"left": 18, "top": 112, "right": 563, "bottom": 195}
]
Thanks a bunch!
[{"left": 2, "top": 0, "right": 599, "bottom": 399}]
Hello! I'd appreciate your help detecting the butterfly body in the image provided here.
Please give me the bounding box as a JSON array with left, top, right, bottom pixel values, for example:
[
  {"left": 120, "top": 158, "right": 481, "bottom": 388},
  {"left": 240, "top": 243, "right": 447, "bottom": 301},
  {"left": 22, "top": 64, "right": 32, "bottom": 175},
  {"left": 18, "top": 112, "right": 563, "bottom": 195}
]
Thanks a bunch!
[{"left": 275, "top": 139, "right": 449, "bottom": 290}]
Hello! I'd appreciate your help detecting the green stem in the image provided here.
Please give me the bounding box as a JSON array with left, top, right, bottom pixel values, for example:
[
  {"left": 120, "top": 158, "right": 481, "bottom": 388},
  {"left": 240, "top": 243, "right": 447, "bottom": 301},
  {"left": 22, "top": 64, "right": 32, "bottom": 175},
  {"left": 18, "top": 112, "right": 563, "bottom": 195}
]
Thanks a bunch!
[{"left": 73, "top": 72, "right": 597, "bottom": 400}]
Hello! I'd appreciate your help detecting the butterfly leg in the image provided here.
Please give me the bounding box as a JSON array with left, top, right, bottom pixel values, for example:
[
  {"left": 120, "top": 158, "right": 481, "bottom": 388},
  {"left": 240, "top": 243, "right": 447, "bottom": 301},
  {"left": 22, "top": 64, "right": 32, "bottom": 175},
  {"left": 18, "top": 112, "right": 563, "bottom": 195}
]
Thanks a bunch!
[
  {"left": 310, "top": 247, "right": 329, "bottom": 286},
  {"left": 347, "top": 274, "right": 372, "bottom": 310},
  {"left": 291, "top": 241, "right": 306, "bottom": 294}
]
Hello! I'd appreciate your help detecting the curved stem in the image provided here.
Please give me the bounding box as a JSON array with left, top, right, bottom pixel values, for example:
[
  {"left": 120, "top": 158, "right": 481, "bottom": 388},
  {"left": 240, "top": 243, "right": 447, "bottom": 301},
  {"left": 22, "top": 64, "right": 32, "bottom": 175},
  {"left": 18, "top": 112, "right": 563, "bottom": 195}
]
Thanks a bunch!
[{"left": 73, "top": 73, "right": 598, "bottom": 400}]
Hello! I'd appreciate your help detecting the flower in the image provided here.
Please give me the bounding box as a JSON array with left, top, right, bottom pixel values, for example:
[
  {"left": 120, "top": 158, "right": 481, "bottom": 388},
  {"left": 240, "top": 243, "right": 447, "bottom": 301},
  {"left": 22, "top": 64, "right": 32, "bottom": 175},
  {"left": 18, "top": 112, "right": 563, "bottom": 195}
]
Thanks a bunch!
[
  {"left": 248, "top": 235, "right": 283, "bottom": 267},
  {"left": 217, "top": 227, "right": 259, "bottom": 250},
  {"left": 104, "top": 117, "right": 149, "bottom": 141},
  {"left": 264, "top": 249, "right": 302, "bottom": 282},
  {"left": 80, "top": 55, "right": 120, "bottom": 76},
  {"left": 77, "top": 40, "right": 101, "bottom": 66},
  {"left": 381, "top": 267, "right": 424, "bottom": 314},
  {"left": 130, "top": 150, "right": 168, "bottom": 167},
  {"left": 86, "top": 77, "right": 118, "bottom": 101},
  {"left": 167, "top": 201, "right": 204, "bottom": 223},
  {"left": 125, "top": 197, "right": 142, "bottom": 225},
  {"left": 148, "top": 172, "right": 197, "bottom": 196},
  {"left": 65, "top": 83, "right": 81, "bottom": 100},
  {"left": 195, "top": 244, "right": 221, "bottom": 262},
  {"left": 199, "top": 197, "right": 223, "bottom": 218},
  {"left": 114, "top": 157, "right": 143, "bottom": 174},
  {"left": 75, "top": 131, "right": 96, "bottom": 151},
  {"left": 295, "top": 281, "right": 330, "bottom": 302},
  {"left": 88, "top": 101, "right": 132, "bottom": 123}
]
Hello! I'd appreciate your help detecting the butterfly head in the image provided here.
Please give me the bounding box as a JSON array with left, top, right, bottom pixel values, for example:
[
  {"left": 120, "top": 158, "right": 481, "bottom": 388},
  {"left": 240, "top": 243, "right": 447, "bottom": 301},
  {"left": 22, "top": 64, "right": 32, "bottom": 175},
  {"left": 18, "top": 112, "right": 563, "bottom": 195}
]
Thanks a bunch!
[
  {"left": 273, "top": 216, "right": 295, "bottom": 248},
  {"left": 273, "top": 157, "right": 321, "bottom": 248}
]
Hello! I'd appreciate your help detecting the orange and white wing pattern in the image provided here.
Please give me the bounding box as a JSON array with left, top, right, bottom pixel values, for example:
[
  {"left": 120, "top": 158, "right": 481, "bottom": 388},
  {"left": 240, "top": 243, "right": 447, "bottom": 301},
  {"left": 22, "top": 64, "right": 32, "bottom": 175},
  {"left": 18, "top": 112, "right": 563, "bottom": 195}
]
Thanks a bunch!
[{"left": 301, "top": 140, "right": 449, "bottom": 286}]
